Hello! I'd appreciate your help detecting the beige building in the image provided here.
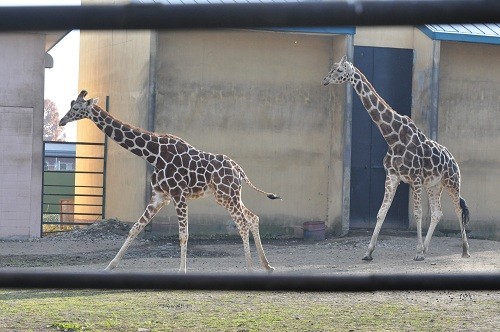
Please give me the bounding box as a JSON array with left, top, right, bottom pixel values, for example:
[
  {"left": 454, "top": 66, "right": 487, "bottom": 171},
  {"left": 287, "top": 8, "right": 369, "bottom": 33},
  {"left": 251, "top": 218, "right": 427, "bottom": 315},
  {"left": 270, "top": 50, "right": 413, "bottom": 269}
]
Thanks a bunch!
[
  {"left": 0, "top": 31, "right": 67, "bottom": 239},
  {"left": 75, "top": 23, "right": 500, "bottom": 240}
]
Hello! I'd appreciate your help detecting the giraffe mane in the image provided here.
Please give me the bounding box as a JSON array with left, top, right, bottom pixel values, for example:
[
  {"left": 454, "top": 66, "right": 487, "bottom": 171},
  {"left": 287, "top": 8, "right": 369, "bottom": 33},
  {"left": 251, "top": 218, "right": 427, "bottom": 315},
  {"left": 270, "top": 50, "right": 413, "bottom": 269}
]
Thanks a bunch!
[
  {"left": 354, "top": 68, "right": 396, "bottom": 114},
  {"left": 92, "top": 104, "right": 186, "bottom": 143}
]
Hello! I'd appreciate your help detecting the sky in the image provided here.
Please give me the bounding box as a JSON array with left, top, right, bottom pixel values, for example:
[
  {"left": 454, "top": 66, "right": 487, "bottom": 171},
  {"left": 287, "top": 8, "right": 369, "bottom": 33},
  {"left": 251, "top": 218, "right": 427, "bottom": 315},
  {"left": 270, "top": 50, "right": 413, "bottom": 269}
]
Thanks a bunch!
[{"left": 0, "top": 0, "right": 81, "bottom": 141}]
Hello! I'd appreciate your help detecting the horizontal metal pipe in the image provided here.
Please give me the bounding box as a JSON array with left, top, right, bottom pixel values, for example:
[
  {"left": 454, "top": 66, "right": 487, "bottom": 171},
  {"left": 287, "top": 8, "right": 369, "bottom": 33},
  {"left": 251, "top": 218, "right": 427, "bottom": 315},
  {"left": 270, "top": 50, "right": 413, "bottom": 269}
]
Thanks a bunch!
[
  {"left": 0, "top": 272, "right": 498, "bottom": 292},
  {"left": 0, "top": 1, "right": 498, "bottom": 31},
  {"left": 44, "top": 141, "right": 105, "bottom": 146}
]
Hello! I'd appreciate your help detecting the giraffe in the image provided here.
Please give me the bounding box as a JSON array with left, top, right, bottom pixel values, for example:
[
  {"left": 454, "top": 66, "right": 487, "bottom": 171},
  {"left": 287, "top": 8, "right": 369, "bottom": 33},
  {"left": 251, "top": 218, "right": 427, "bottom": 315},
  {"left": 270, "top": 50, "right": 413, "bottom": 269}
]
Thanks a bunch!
[
  {"left": 59, "top": 90, "right": 281, "bottom": 273},
  {"left": 322, "top": 56, "right": 470, "bottom": 261}
]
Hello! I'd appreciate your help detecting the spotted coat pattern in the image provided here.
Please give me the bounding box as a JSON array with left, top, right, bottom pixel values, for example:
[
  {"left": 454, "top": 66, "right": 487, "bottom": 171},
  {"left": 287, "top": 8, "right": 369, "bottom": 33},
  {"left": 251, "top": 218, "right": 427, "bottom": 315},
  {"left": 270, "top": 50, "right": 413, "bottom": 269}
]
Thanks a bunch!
[
  {"left": 323, "top": 56, "right": 470, "bottom": 261},
  {"left": 59, "top": 90, "right": 281, "bottom": 273}
]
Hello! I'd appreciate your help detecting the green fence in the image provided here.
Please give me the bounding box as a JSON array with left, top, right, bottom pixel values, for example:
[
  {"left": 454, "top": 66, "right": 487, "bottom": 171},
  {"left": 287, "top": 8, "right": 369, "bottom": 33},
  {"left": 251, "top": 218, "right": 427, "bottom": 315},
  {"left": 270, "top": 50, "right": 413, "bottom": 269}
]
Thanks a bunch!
[{"left": 42, "top": 141, "right": 106, "bottom": 234}]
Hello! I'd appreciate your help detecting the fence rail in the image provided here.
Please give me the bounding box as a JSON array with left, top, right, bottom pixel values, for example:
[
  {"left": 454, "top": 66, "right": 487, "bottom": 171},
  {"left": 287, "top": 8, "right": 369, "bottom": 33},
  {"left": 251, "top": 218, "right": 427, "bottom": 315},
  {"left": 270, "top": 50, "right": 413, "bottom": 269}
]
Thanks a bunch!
[
  {"left": 0, "top": 272, "right": 498, "bottom": 292},
  {"left": 0, "top": 1, "right": 498, "bottom": 31}
]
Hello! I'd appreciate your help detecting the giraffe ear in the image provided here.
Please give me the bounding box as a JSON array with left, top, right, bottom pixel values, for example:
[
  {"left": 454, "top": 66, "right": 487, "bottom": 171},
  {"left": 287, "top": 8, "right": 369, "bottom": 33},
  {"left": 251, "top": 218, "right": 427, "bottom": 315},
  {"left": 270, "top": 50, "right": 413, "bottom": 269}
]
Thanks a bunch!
[
  {"left": 340, "top": 55, "right": 347, "bottom": 64},
  {"left": 86, "top": 98, "right": 98, "bottom": 106}
]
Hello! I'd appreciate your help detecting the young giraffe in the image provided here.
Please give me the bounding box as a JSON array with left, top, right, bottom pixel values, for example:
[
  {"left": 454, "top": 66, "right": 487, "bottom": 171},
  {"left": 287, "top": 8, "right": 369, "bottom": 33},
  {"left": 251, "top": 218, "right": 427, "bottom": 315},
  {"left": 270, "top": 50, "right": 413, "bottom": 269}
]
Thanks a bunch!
[
  {"left": 59, "top": 90, "right": 281, "bottom": 273},
  {"left": 323, "top": 56, "right": 470, "bottom": 261}
]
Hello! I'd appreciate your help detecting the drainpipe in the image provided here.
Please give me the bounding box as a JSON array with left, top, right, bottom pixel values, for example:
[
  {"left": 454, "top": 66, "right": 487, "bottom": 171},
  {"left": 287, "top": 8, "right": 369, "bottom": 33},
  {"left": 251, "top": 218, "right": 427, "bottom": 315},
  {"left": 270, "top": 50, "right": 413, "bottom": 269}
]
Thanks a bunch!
[
  {"left": 341, "top": 34, "right": 354, "bottom": 236},
  {"left": 429, "top": 40, "right": 441, "bottom": 141},
  {"left": 144, "top": 30, "right": 158, "bottom": 230}
]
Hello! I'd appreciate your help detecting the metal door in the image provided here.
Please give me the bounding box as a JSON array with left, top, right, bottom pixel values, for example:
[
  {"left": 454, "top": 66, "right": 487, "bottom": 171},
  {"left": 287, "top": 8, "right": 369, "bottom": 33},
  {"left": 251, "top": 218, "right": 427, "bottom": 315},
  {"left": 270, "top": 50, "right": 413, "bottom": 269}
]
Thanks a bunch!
[{"left": 350, "top": 46, "right": 413, "bottom": 228}]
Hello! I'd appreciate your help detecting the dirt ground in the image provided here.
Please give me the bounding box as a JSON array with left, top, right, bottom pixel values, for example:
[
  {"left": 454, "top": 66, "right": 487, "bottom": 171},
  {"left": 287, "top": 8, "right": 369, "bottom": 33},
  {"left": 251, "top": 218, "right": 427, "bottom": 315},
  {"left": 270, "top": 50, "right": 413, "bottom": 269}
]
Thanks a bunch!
[
  {"left": 0, "top": 220, "right": 499, "bottom": 331},
  {"left": 0, "top": 219, "right": 498, "bottom": 275}
]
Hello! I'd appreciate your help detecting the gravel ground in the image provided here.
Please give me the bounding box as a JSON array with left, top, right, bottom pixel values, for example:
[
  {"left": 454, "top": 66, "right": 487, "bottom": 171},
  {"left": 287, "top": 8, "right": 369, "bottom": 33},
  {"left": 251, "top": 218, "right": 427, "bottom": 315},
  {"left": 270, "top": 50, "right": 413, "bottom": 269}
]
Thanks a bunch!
[{"left": 0, "top": 219, "right": 498, "bottom": 275}]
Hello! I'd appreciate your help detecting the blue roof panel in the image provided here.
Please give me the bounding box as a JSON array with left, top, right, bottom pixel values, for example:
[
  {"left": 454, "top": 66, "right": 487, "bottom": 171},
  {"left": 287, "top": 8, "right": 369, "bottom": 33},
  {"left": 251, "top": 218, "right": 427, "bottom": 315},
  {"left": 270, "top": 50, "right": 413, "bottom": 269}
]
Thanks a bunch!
[{"left": 420, "top": 24, "right": 500, "bottom": 45}]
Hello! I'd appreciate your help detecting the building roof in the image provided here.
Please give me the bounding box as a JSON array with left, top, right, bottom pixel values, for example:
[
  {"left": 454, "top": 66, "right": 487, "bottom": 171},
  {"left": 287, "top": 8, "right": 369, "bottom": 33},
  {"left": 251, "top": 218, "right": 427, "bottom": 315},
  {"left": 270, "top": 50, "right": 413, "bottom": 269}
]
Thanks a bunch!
[{"left": 419, "top": 24, "right": 500, "bottom": 45}]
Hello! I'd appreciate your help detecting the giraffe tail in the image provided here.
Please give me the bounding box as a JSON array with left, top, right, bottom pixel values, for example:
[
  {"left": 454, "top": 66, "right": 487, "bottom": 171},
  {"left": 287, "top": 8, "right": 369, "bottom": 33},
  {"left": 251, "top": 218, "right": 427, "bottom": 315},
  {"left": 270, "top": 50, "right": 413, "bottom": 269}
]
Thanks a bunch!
[
  {"left": 459, "top": 197, "right": 470, "bottom": 226},
  {"left": 230, "top": 160, "right": 282, "bottom": 200}
]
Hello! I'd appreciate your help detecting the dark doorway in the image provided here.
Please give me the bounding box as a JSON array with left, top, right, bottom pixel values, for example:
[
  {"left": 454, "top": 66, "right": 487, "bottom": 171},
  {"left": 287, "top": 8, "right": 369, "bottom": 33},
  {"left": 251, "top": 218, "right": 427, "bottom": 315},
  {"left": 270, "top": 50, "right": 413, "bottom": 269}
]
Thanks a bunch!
[{"left": 350, "top": 46, "right": 414, "bottom": 229}]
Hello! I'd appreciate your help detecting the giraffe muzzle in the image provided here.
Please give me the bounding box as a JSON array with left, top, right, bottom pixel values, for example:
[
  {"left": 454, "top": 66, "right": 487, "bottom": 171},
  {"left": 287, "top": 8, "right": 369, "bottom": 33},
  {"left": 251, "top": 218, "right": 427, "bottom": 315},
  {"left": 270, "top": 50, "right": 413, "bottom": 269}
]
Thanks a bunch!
[{"left": 59, "top": 118, "right": 68, "bottom": 126}]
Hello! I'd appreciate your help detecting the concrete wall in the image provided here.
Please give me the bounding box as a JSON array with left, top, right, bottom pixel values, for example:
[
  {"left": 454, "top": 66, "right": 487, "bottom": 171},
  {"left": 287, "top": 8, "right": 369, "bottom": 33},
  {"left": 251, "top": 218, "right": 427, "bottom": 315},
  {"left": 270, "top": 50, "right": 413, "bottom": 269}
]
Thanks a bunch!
[
  {"left": 437, "top": 41, "right": 500, "bottom": 239},
  {"left": 0, "top": 33, "right": 45, "bottom": 239},
  {"left": 355, "top": 27, "right": 415, "bottom": 49},
  {"left": 152, "top": 30, "right": 346, "bottom": 235},
  {"left": 76, "top": 30, "right": 153, "bottom": 222},
  {"left": 75, "top": 25, "right": 500, "bottom": 240}
]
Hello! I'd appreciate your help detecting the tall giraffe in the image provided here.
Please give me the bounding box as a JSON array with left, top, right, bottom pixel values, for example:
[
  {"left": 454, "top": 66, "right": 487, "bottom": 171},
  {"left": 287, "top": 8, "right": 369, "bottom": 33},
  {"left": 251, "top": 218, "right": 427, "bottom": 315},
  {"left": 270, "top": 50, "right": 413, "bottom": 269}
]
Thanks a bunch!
[
  {"left": 59, "top": 90, "right": 281, "bottom": 273},
  {"left": 322, "top": 56, "right": 470, "bottom": 261}
]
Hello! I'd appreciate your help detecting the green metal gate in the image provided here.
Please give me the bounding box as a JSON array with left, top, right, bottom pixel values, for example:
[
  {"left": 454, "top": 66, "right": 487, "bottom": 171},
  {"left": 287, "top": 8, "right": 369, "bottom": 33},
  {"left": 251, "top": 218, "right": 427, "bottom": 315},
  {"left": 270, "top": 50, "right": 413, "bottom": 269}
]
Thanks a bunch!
[{"left": 41, "top": 140, "right": 107, "bottom": 235}]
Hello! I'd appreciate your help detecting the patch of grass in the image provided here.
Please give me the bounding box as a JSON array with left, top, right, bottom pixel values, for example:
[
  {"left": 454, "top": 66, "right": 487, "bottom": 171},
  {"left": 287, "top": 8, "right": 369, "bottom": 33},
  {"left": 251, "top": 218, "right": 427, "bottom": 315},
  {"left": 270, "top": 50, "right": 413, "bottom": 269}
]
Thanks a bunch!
[
  {"left": 0, "top": 289, "right": 498, "bottom": 331},
  {"left": 48, "top": 321, "right": 85, "bottom": 331}
]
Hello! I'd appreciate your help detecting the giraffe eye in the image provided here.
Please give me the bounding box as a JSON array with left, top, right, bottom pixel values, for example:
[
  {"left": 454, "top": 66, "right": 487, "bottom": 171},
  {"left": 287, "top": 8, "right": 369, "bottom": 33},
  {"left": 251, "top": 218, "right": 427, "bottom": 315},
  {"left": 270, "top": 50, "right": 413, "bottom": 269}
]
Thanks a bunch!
[{"left": 337, "top": 68, "right": 343, "bottom": 73}]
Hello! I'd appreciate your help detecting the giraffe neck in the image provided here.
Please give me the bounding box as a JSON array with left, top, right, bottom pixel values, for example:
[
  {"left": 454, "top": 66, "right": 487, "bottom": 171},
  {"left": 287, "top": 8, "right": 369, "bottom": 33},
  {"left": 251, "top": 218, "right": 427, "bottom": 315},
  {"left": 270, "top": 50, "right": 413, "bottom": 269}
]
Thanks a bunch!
[
  {"left": 349, "top": 67, "right": 405, "bottom": 144},
  {"left": 88, "top": 105, "right": 162, "bottom": 166}
]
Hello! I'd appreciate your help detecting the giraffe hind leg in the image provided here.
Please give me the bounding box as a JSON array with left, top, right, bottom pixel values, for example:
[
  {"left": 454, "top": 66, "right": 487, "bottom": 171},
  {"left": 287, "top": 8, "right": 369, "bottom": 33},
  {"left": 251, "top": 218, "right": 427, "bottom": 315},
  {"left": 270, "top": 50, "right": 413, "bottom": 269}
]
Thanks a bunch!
[
  {"left": 226, "top": 201, "right": 255, "bottom": 272},
  {"left": 447, "top": 189, "right": 470, "bottom": 258},
  {"left": 243, "top": 206, "right": 274, "bottom": 273},
  {"left": 422, "top": 185, "right": 444, "bottom": 256}
]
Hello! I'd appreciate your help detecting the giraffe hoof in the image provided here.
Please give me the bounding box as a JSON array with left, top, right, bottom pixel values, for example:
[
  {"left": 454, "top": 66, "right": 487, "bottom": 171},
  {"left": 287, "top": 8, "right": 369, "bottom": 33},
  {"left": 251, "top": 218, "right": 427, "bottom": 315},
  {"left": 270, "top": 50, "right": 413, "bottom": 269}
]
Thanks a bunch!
[
  {"left": 462, "top": 253, "right": 471, "bottom": 258},
  {"left": 362, "top": 255, "right": 373, "bottom": 261},
  {"left": 414, "top": 254, "right": 425, "bottom": 261},
  {"left": 266, "top": 266, "right": 275, "bottom": 274},
  {"left": 103, "top": 264, "right": 115, "bottom": 272}
]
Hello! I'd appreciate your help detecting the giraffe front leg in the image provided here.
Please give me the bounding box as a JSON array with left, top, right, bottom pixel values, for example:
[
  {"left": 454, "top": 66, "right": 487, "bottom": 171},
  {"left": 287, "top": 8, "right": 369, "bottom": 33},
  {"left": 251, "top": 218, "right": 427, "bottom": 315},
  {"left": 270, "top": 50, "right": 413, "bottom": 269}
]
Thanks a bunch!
[
  {"left": 105, "top": 191, "right": 168, "bottom": 272},
  {"left": 363, "top": 174, "right": 399, "bottom": 261},
  {"left": 412, "top": 182, "right": 425, "bottom": 261},
  {"left": 174, "top": 197, "right": 189, "bottom": 274}
]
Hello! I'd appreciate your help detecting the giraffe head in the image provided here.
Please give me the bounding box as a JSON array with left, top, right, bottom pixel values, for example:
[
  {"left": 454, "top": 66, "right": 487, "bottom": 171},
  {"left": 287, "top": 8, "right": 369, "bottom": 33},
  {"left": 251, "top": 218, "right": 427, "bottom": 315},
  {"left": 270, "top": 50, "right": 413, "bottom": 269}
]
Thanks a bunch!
[
  {"left": 322, "top": 55, "right": 355, "bottom": 86},
  {"left": 59, "top": 90, "right": 98, "bottom": 126}
]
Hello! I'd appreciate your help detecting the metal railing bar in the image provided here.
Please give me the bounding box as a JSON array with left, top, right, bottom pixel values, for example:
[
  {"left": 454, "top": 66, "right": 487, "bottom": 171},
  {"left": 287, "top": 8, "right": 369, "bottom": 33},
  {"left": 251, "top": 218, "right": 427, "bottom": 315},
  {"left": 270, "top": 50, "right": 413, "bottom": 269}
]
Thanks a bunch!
[
  {"left": 44, "top": 155, "right": 105, "bottom": 160},
  {"left": 0, "top": 1, "right": 498, "bottom": 31},
  {"left": 43, "top": 184, "right": 104, "bottom": 189},
  {"left": 44, "top": 170, "right": 104, "bottom": 175},
  {"left": 43, "top": 212, "right": 102, "bottom": 216},
  {"left": 42, "top": 193, "right": 104, "bottom": 198},
  {"left": 43, "top": 141, "right": 105, "bottom": 146},
  {"left": 0, "top": 272, "right": 498, "bottom": 291},
  {"left": 43, "top": 203, "right": 103, "bottom": 208},
  {"left": 42, "top": 221, "right": 100, "bottom": 226}
]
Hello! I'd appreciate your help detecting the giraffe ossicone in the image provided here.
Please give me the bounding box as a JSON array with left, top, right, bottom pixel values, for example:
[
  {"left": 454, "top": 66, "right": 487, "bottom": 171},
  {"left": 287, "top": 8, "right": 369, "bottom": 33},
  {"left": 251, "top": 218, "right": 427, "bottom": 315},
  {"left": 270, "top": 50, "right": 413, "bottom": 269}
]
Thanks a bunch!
[
  {"left": 323, "top": 56, "right": 470, "bottom": 261},
  {"left": 60, "top": 90, "right": 281, "bottom": 273}
]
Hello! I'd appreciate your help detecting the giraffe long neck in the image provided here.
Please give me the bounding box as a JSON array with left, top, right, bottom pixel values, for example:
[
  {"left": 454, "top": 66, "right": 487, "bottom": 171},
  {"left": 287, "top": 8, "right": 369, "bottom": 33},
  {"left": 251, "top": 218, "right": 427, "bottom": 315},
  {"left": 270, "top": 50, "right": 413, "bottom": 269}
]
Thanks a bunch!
[
  {"left": 88, "top": 105, "right": 161, "bottom": 167},
  {"left": 349, "top": 67, "right": 404, "bottom": 144}
]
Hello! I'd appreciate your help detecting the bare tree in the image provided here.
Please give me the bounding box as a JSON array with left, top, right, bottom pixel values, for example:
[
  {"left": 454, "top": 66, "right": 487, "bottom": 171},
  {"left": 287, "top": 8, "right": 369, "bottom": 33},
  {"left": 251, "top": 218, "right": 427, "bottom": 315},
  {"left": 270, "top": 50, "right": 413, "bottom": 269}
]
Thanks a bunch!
[{"left": 44, "top": 99, "right": 66, "bottom": 141}]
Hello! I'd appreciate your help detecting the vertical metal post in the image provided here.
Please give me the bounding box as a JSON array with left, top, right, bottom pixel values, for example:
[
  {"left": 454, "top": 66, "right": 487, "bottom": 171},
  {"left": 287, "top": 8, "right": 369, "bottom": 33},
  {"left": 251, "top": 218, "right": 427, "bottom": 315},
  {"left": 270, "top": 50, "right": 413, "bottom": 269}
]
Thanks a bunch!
[
  {"left": 40, "top": 141, "right": 46, "bottom": 237},
  {"left": 102, "top": 95, "right": 110, "bottom": 220}
]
